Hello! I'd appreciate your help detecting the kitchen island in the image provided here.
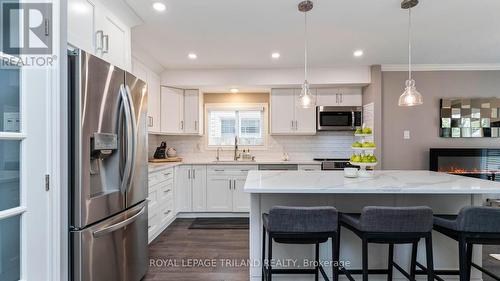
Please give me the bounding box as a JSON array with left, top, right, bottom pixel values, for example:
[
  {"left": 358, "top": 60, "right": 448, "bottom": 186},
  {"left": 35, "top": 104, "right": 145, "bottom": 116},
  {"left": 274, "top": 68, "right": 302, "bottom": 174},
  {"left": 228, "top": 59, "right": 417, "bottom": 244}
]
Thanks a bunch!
[{"left": 244, "top": 170, "right": 500, "bottom": 281}]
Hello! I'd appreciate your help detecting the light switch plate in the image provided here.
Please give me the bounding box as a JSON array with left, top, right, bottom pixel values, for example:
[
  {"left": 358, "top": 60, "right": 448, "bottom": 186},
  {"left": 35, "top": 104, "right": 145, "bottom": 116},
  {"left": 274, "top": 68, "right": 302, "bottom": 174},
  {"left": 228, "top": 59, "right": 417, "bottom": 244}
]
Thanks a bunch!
[{"left": 404, "top": 130, "right": 411, "bottom": 140}]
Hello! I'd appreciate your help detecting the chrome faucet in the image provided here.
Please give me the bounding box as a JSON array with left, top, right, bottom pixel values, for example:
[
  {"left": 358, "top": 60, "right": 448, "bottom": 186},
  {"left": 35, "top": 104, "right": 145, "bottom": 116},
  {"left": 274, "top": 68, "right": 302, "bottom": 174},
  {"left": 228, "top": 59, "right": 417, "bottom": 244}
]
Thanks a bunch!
[
  {"left": 216, "top": 147, "right": 222, "bottom": 161},
  {"left": 234, "top": 136, "right": 240, "bottom": 161}
]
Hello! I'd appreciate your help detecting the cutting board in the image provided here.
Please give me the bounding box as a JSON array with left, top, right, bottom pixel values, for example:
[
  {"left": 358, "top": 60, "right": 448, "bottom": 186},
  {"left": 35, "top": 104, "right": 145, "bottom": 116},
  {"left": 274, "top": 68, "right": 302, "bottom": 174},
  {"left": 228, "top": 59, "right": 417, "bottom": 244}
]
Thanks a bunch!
[{"left": 149, "top": 157, "right": 183, "bottom": 163}]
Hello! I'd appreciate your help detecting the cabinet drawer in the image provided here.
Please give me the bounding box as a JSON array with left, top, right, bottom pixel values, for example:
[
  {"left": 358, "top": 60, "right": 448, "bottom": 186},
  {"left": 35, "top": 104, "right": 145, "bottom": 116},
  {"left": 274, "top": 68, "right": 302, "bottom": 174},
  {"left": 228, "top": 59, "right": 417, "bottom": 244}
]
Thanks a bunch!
[
  {"left": 298, "top": 164, "right": 322, "bottom": 171},
  {"left": 149, "top": 168, "right": 174, "bottom": 186},
  {"left": 147, "top": 189, "right": 159, "bottom": 211},
  {"left": 148, "top": 212, "right": 160, "bottom": 237},
  {"left": 159, "top": 201, "right": 175, "bottom": 225},
  {"left": 158, "top": 180, "right": 174, "bottom": 203},
  {"left": 207, "top": 165, "right": 258, "bottom": 175}
]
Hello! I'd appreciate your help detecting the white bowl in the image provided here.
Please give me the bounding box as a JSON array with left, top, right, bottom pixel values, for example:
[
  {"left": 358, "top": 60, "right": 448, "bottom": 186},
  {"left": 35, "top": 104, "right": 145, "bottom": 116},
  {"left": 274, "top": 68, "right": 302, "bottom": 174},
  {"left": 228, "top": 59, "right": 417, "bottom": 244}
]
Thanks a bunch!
[{"left": 344, "top": 167, "right": 359, "bottom": 178}]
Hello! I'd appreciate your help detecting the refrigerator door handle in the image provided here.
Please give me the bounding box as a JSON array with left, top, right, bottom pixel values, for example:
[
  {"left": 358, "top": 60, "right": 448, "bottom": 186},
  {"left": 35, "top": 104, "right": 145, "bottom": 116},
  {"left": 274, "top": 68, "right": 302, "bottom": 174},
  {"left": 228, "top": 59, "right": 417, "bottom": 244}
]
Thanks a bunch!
[
  {"left": 92, "top": 206, "right": 146, "bottom": 238},
  {"left": 124, "top": 85, "right": 138, "bottom": 193},
  {"left": 119, "top": 85, "right": 134, "bottom": 193}
]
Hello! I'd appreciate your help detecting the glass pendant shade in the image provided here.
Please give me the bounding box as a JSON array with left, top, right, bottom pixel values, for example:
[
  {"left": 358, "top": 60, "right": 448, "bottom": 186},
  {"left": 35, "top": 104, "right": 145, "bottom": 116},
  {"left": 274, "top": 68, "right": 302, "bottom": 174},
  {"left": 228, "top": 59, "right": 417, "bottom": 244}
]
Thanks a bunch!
[
  {"left": 398, "top": 79, "right": 423, "bottom": 106},
  {"left": 298, "top": 80, "right": 316, "bottom": 109}
]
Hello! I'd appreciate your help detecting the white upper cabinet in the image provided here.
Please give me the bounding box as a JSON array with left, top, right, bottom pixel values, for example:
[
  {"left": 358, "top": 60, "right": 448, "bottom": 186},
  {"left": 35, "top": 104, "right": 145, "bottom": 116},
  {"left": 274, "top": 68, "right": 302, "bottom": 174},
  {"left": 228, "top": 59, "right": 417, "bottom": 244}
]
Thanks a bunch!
[
  {"left": 160, "top": 87, "right": 203, "bottom": 135},
  {"left": 270, "top": 88, "right": 316, "bottom": 135},
  {"left": 183, "top": 90, "right": 203, "bottom": 135},
  {"left": 317, "top": 87, "right": 362, "bottom": 106},
  {"left": 294, "top": 89, "right": 317, "bottom": 134},
  {"left": 68, "top": 0, "right": 95, "bottom": 53},
  {"left": 161, "top": 87, "right": 184, "bottom": 134},
  {"left": 132, "top": 59, "right": 161, "bottom": 133},
  {"left": 68, "top": 0, "right": 131, "bottom": 70},
  {"left": 270, "top": 89, "right": 295, "bottom": 134}
]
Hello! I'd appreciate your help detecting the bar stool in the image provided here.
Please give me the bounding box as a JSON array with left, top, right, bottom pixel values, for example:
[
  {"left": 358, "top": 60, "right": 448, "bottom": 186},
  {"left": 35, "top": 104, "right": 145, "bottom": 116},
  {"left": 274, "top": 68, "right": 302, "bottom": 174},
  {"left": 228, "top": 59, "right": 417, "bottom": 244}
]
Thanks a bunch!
[
  {"left": 340, "top": 206, "right": 435, "bottom": 281},
  {"left": 262, "top": 206, "right": 353, "bottom": 281},
  {"left": 431, "top": 206, "right": 500, "bottom": 281}
]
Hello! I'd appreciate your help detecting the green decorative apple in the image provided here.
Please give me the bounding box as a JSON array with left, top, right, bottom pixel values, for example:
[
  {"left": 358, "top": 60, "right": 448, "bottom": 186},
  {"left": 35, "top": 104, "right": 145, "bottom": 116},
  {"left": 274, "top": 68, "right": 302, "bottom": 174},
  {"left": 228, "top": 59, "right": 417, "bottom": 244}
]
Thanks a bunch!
[
  {"left": 362, "top": 127, "right": 372, "bottom": 134},
  {"left": 352, "top": 142, "right": 362, "bottom": 148},
  {"left": 355, "top": 128, "right": 363, "bottom": 135}
]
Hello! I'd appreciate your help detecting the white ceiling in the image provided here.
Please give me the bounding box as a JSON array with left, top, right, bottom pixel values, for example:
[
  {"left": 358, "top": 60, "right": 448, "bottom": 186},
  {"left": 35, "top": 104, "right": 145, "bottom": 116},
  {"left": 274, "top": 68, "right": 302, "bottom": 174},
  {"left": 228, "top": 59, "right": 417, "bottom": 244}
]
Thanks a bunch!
[{"left": 127, "top": 0, "right": 500, "bottom": 70}]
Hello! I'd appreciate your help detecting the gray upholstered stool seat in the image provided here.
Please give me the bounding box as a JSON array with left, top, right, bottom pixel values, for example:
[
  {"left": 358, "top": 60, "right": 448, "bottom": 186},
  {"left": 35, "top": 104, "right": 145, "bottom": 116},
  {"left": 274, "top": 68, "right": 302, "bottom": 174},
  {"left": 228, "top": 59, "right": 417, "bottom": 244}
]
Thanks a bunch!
[
  {"left": 432, "top": 206, "right": 500, "bottom": 281},
  {"left": 340, "top": 206, "right": 435, "bottom": 281},
  {"left": 262, "top": 206, "right": 351, "bottom": 281},
  {"left": 341, "top": 206, "right": 434, "bottom": 233},
  {"left": 434, "top": 206, "right": 500, "bottom": 232}
]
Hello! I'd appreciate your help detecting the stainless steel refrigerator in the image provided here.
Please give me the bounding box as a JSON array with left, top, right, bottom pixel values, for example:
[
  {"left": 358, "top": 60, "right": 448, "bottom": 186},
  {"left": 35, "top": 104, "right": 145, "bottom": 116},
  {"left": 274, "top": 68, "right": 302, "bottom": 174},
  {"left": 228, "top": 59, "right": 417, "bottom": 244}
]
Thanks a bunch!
[{"left": 68, "top": 49, "right": 148, "bottom": 281}]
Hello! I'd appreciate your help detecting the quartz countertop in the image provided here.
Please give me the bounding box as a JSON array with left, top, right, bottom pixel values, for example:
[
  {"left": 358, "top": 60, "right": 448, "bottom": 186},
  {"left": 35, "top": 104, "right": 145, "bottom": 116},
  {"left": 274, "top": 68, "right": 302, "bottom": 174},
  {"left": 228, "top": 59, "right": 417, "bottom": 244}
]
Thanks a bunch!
[
  {"left": 243, "top": 170, "right": 500, "bottom": 194},
  {"left": 148, "top": 160, "right": 322, "bottom": 172}
]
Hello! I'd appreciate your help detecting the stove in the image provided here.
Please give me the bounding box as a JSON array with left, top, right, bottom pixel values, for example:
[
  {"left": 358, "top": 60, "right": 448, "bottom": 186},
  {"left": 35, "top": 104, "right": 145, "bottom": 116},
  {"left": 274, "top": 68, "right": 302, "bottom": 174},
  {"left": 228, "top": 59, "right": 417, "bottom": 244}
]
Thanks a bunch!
[{"left": 314, "top": 158, "right": 355, "bottom": 170}]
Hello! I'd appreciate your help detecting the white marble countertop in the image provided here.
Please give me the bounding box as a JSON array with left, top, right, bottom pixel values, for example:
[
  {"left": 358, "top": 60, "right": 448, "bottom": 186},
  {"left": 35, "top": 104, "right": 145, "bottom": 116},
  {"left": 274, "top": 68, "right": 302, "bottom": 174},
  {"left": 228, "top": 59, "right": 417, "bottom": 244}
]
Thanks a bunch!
[
  {"left": 148, "top": 160, "right": 322, "bottom": 172},
  {"left": 244, "top": 170, "right": 500, "bottom": 194}
]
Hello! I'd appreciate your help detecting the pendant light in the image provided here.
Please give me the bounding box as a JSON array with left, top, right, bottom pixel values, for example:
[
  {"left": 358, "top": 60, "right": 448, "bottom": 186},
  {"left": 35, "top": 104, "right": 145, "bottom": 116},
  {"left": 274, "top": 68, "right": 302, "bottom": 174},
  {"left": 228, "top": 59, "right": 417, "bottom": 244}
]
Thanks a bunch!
[
  {"left": 298, "top": 0, "right": 316, "bottom": 109},
  {"left": 398, "top": 0, "right": 423, "bottom": 107}
]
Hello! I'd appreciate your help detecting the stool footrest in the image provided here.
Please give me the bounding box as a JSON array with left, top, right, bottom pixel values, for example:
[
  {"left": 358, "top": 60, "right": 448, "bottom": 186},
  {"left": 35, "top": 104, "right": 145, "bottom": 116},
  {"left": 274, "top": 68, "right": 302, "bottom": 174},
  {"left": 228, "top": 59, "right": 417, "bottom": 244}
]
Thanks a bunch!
[
  {"left": 416, "top": 262, "right": 455, "bottom": 281},
  {"left": 471, "top": 262, "right": 500, "bottom": 281}
]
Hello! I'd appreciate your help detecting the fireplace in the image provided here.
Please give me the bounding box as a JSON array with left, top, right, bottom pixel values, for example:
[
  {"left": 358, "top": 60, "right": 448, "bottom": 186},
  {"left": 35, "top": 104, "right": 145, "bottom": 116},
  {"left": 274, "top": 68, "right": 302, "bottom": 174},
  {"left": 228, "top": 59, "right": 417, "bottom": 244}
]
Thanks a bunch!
[{"left": 429, "top": 148, "right": 500, "bottom": 181}]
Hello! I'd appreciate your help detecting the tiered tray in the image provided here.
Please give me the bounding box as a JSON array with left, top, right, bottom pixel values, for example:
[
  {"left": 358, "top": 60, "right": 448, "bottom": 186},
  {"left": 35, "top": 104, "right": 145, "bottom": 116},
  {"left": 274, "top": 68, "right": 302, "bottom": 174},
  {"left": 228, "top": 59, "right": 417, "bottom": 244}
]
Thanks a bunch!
[{"left": 350, "top": 132, "right": 377, "bottom": 178}]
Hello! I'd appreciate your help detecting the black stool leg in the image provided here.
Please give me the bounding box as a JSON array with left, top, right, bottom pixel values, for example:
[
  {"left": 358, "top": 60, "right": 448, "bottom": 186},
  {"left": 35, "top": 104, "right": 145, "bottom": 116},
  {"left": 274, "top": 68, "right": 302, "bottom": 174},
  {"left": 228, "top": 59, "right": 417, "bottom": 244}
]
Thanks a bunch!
[
  {"left": 268, "top": 234, "right": 273, "bottom": 281},
  {"left": 262, "top": 228, "right": 266, "bottom": 281},
  {"left": 466, "top": 243, "right": 473, "bottom": 280},
  {"left": 458, "top": 235, "right": 468, "bottom": 281},
  {"left": 315, "top": 243, "right": 320, "bottom": 281},
  {"left": 410, "top": 241, "right": 418, "bottom": 279},
  {"left": 332, "top": 232, "right": 340, "bottom": 281},
  {"left": 362, "top": 237, "right": 369, "bottom": 281},
  {"left": 387, "top": 243, "right": 394, "bottom": 281},
  {"left": 425, "top": 234, "right": 435, "bottom": 281}
]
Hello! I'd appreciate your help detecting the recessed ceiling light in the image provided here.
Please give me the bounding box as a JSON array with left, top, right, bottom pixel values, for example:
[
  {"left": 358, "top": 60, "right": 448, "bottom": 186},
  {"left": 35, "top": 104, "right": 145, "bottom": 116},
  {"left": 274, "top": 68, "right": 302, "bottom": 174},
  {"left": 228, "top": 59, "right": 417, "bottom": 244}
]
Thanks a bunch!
[
  {"left": 271, "top": 52, "right": 281, "bottom": 59},
  {"left": 152, "top": 2, "right": 166, "bottom": 12},
  {"left": 188, "top": 53, "right": 197, "bottom": 60},
  {"left": 230, "top": 88, "right": 239, "bottom": 93},
  {"left": 353, "top": 50, "right": 364, "bottom": 57}
]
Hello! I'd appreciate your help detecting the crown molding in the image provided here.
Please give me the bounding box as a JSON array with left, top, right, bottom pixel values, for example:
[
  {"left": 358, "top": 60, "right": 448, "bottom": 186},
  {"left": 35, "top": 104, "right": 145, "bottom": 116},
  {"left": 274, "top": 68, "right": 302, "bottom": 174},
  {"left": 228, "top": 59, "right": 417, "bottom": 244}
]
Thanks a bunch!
[{"left": 381, "top": 64, "right": 500, "bottom": 72}]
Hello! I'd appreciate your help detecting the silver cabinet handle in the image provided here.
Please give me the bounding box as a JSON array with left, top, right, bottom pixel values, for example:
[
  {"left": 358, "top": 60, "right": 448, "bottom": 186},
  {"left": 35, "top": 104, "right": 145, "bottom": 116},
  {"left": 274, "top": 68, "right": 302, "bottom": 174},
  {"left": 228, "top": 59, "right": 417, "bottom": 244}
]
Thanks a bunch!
[
  {"left": 233, "top": 179, "right": 236, "bottom": 190},
  {"left": 163, "top": 189, "right": 171, "bottom": 193},
  {"left": 164, "top": 172, "right": 172, "bottom": 176},
  {"left": 148, "top": 116, "right": 153, "bottom": 127},
  {"left": 214, "top": 169, "right": 225, "bottom": 172},
  {"left": 188, "top": 169, "right": 191, "bottom": 179},
  {"left": 164, "top": 210, "right": 172, "bottom": 215},
  {"left": 229, "top": 180, "right": 231, "bottom": 190},
  {"left": 93, "top": 206, "right": 145, "bottom": 238},
  {"left": 102, "top": 34, "right": 109, "bottom": 54},
  {"left": 336, "top": 93, "right": 339, "bottom": 104},
  {"left": 194, "top": 121, "right": 198, "bottom": 131},
  {"left": 95, "top": 30, "right": 104, "bottom": 52},
  {"left": 340, "top": 93, "right": 343, "bottom": 103},
  {"left": 295, "top": 120, "right": 298, "bottom": 130},
  {"left": 291, "top": 120, "right": 294, "bottom": 130},
  {"left": 192, "top": 169, "right": 196, "bottom": 179},
  {"left": 180, "top": 121, "right": 184, "bottom": 130}
]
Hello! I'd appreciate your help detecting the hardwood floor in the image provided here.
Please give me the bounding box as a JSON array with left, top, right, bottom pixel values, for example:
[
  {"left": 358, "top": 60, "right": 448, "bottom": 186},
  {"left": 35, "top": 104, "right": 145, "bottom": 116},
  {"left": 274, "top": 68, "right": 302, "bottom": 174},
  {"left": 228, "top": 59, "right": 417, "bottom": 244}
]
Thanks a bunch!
[
  {"left": 144, "top": 219, "right": 500, "bottom": 281},
  {"left": 143, "top": 218, "right": 250, "bottom": 281}
]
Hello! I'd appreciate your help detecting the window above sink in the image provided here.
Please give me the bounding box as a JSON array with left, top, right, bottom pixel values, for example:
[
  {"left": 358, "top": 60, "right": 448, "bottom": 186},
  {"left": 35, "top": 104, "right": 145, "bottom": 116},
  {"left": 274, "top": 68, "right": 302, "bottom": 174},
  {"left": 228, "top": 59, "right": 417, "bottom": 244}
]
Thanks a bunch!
[{"left": 206, "top": 103, "right": 268, "bottom": 148}]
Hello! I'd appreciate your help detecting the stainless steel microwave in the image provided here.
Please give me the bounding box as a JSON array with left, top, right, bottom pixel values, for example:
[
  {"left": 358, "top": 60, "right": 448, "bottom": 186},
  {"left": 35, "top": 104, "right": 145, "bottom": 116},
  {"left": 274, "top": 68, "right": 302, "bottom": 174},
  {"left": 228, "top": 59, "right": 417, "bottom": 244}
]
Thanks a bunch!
[{"left": 317, "top": 106, "right": 362, "bottom": 131}]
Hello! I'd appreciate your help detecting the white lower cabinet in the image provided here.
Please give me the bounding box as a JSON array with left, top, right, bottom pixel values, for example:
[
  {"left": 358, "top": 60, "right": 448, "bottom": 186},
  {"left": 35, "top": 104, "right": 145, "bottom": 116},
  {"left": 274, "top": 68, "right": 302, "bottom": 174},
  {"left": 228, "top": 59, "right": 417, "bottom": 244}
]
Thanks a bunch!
[
  {"left": 206, "top": 165, "right": 257, "bottom": 212},
  {"left": 175, "top": 165, "right": 207, "bottom": 213},
  {"left": 147, "top": 167, "right": 175, "bottom": 243}
]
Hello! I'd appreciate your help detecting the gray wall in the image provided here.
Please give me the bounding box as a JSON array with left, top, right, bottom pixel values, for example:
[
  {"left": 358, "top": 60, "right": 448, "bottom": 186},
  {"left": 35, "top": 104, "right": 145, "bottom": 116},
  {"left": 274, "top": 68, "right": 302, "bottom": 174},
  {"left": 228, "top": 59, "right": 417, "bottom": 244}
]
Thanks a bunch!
[{"left": 382, "top": 70, "right": 500, "bottom": 170}]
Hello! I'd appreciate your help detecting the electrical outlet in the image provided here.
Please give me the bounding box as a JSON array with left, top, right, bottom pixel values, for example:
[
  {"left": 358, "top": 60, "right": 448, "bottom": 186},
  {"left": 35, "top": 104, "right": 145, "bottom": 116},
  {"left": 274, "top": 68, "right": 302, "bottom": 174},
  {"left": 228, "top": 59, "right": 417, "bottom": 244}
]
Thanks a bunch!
[{"left": 404, "top": 130, "right": 411, "bottom": 140}]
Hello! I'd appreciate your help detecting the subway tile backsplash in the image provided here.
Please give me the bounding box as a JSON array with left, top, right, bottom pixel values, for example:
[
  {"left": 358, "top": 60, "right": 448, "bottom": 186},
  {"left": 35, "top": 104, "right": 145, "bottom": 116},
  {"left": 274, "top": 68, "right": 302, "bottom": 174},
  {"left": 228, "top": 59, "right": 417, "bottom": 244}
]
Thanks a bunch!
[{"left": 148, "top": 132, "right": 355, "bottom": 161}]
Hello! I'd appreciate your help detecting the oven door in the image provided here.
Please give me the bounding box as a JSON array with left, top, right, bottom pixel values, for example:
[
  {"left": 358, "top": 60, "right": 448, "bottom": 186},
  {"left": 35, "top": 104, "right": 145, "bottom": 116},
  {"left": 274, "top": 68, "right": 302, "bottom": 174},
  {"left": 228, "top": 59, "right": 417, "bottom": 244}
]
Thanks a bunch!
[{"left": 317, "top": 106, "right": 361, "bottom": 131}]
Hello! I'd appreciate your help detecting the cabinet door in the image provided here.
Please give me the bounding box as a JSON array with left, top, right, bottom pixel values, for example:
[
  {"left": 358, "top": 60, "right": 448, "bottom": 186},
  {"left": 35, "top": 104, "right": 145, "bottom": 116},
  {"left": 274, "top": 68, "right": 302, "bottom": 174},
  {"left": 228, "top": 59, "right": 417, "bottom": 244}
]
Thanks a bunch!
[
  {"left": 191, "top": 165, "right": 207, "bottom": 212},
  {"left": 270, "top": 89, "right": 295, "bottom": 134},
  {"left": 148, "top": 72, "right": 161, "bottom": 132},
  {"left": 95, "top": 9, "right": 130, "bottom": 70},
  {"left": 206, "top": 176, "right": 233, "bottom": 212},
  {"left": 183, "top": 90, "right": 200, "bottom": 134},
  {"left": 317, "top": 88, "right": 340, "bottom": 106},
  {"left": 232, "top": 176, "right": 250, "bottom": 212},
  {"left": 131, "top": 59, "right": 148, "bottom": 81},
  {"left": 68, "top": 0, "right": 96, "bottom": 53},
  {"left": 294, "top": 89, "right": 317, "bottom": 135},
  {"left": 338, "top": 88, "right": 362, "bottom": 106},
  {"left": 174, "top": 166, "right": 192, "bottom": 213},
  {"left": 161, "top": 87, "right": 184, "bottom": 134}
]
